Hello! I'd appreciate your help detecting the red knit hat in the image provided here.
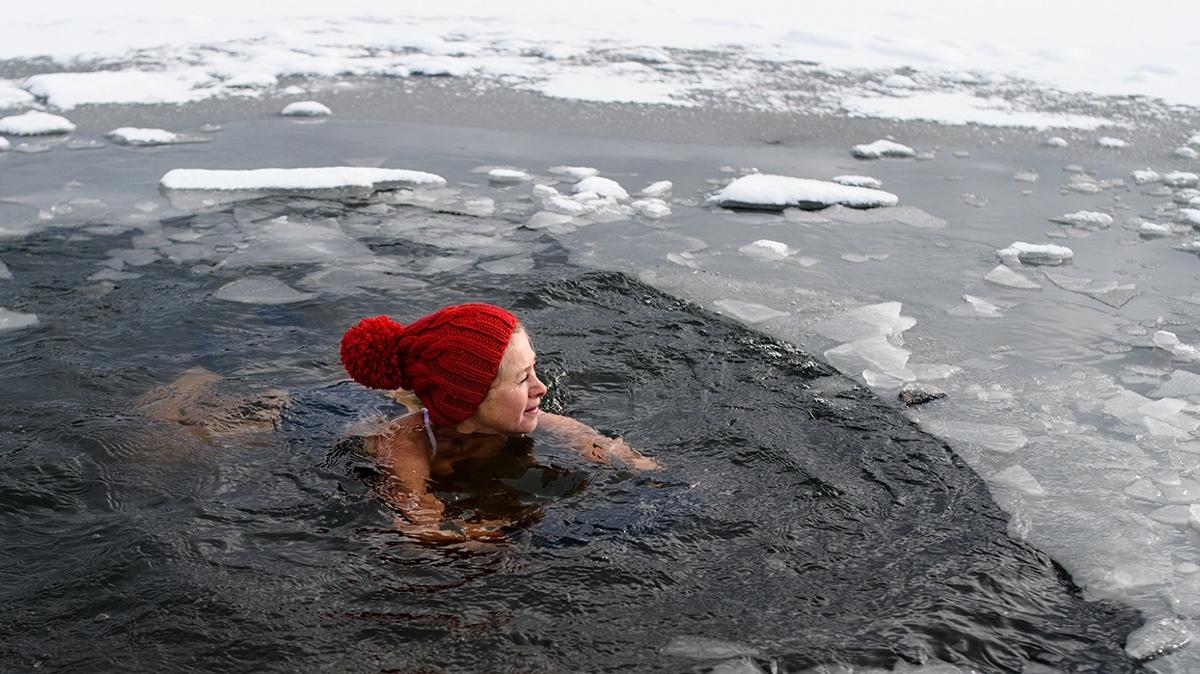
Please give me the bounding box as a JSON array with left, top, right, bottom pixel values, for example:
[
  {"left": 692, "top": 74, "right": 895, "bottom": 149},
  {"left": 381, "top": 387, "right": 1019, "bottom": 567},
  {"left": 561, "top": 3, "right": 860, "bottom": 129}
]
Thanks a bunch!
[{"left": 339, "top": 303, "right": 519, "bottom": 426}]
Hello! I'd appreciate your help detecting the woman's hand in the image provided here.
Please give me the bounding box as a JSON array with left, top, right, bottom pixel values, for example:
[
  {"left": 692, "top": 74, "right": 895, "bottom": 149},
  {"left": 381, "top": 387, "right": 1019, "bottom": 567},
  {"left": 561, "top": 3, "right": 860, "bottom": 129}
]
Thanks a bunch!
[{"left": 588, "top": 436, "right": 663, "bottom": 471}]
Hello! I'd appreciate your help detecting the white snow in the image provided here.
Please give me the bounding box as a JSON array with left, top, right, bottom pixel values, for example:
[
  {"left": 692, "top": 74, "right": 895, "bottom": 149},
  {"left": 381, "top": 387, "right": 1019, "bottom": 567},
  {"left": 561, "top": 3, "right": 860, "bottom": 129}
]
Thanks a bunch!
[
  {"left": 0, "top": 260, "right": 10, "bottom": 280},
  {"left": 1050, "top": 210, "right": 1113, "bottom": 228},
  {"left": 0, "top": 110, "right": 75, "bottom": 135},
  {"left": 997, "top": 241, "right": 1074, "bottom": 266},
  {"left": 1162, "top": 172, "right": 1199, "bottom": 188},
  {"left": 831, "top": 175, "right": 882, "bottom": 189},
  {"left": 710, "top": 174, "right": 899, "bottom": 210},
  {"left": 23, "top": 70, "right": 211, "bottom": 109},
  {"left": 1153, "top": 331, "right": 1200, "bottom": 362},
  {"left": 159, "top": 167, "right": 446, "bottom": 191},
  {"left": 1174, "top": 146, "right": 1199, "bottom": 160},
  {"left": 1132, "top": 169, "right": 1161, "bottom": 185},
  {"left": 844, "top": 92, "right": 1114, "bottom": 130},
  {"left": 631, "top": 198, "right": 671, "bottom": 219},
  {"left": 1138, "top": 221, "right": 1172, "bottom": 237},
  {"left": 549, "top": 166, "right": 599, "bottom": 180},
  {"left": 1045, "top": 136, "right": 1069, "bottom": 148},
  {"left": 880, "top": 73, "right": 918, "bottom": 89},
  {"left": 1179, "top": 209, "right": 1200, "bottom": 227},
  {"left": 1097, "top": 136, "right": 1127, "bottom": 149},
  {"left": 573, "top": 176, "right": 629, "bottom": 200},
  {"left": 850, "top": 139, "right": 915, "bottom": 159},
  {"left": 640, "top": 180, "right": 673, "bottom": 197},
  {"left": 0, "top": 138, "right": 9, "bottom": 152},
  {"left": 0, "top": 83, "right": 35, "bottom": 108},
  {"left": 107, "top": 127, "right": 180, "bottom": 146},
  {"left": 0, "top": 308, "right": 39, "bottom": 331},
  {"left": 280, "top": 100, "right": 332, "bottom": 116},
  {"left": 487, "top": 168, "right": 531, "bottom": 183},
  {"left": 738, "top": 239, "right": 792, "bottom": 261}
]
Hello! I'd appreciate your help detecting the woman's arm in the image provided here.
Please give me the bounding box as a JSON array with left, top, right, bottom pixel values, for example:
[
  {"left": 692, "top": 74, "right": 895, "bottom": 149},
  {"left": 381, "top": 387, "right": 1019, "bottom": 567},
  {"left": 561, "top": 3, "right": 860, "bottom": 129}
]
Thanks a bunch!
[
  {"left": 537, "top": 412, "right": 662, "bottom": 470},
  {"left": 367, "top": 427, "right": 507, "bottom": 542}
]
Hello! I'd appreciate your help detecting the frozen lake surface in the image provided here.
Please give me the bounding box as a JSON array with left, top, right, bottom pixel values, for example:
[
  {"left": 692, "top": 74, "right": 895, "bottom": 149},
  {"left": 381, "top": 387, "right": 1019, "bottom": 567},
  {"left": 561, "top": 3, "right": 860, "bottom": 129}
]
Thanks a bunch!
[{"left": 3, "top": 3, "right": 1200, "bottom": 670}]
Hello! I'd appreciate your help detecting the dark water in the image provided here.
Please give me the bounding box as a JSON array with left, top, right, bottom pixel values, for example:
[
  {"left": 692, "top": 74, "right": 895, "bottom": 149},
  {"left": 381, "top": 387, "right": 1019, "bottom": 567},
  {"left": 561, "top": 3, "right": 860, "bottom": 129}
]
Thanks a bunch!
[{"left": 0, "top": 196, "right": 1139, "bottom": 673}]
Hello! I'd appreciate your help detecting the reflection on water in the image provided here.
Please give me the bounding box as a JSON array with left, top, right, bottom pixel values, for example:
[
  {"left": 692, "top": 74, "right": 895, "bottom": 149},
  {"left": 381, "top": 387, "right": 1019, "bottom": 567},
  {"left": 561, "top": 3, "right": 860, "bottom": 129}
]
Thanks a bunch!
[{"left": 0, "top": 193, "right": 1138, "bottom": 671}]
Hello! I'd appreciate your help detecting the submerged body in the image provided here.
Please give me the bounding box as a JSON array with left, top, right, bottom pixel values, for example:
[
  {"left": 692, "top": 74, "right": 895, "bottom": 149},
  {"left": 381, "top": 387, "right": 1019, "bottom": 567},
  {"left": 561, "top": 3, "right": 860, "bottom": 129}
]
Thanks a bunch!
[{"left": 341, "top": 303, "right": 660, "bottom": 541}]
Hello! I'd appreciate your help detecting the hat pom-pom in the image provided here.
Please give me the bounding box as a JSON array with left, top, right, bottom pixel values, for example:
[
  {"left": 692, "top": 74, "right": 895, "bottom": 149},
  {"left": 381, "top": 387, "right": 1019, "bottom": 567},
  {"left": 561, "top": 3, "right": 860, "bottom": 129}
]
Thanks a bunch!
[{"left": 340, "top": 315, "right": 406, "bottom": 390}]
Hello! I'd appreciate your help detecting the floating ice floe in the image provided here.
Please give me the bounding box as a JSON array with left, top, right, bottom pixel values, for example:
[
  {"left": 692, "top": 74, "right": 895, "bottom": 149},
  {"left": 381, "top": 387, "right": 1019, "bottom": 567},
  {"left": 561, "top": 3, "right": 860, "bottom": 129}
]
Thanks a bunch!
[
  {"left": 213, "top": 277, "right": 317, "bottom": 305},
  {"left": 949, "top": 294, "right": 1003, "bottom": 318},
  {"left": 1043, "top": 271, "right": 1137, "bottom": 308},
  {"left": 1178, "top": 209, "right": 1200, "bottom": 226},
  {"left": 1132, "top": 168, "right": 1161, "bottom": 185},
  {"left": 984, "top": 264, "right": 1041, "bottom": 289},
  {"left": 0, "top": 307, "right": 39, "bottom": 331},
  {"left": 850, "top": 139, "right": 915, "bottom": 159},
  {"left": 1050, "top": 210, "right": 1113, "bottom": 229},
  {"left": 1154, "top": 331, "right": 1200, "bottom": 362},
  {"left": 0, "top": 138, "right": 9, "bottom": 152},
  {"left": 1138, "top": 221, "right": 1172, "bottom": 238},
  {"left": 1126, "top": 617, "right": 1193, "bottom": 662},
  {"left": 710, "top": 174, "right": 898, "bottom": 211},
  {"left": 0, "top": 260, "right": 10, "bottom": 280},
  {"left": 573, "top": 176, "right": 629, "bottom": 200},
  {"left": 997, "top": 241, "right": 1073, "bottom": 266},
  {"left": 1012, "top": 170, "right": 1039, "bottom": 183},
  {"left": 1174, "top": 146, "right": 1199, "bottom": 160},
  {"left": 738, "top": 239, "right": 792, "bottom": 261},
  {"left": 158, "top": 166, "right": 446, "bottom": 209},
  {"left": 815, "top": 302, "right": 917, "bottom": 386},
  {"left": 631, "top": 198, "right": 671, "bottom": 219},
  {"left": 713, "top": 299, "right": 788, "bottom": 323},
  {"left": 991, "top": 465, "right": 1046, "bottom": 497},
  {"left": 549, "top": 165, "right": 599, "bottom": 180},
  {"left": 640, "top": 180, "right": 672, "bottom": 197},
  {"left": 280, "top": 101, "right": 331, "bottom": 117},
  {"left": 487, "top": 168, "right": 531, "bottom": 184},
  {"left": 919, "top": 419, "right": 1028, "bottom": 454},
  {"left": 1097, "top": 136, "right": 1127, "bottom": 149},
  {"left": 832, "top": 175, "right": 882, "bottom": 189},
  {"left": 107, "top": 127, "right": 204, "bottom": 146},
  {"left": 1045, "top": 136, "right": 1069, "bottom": 147},
  {"left": 0, "top": 110, "right": 75, "bottom": 135},
  {"left": 1153, "top": 370, "right": 1200, "bottom": 399},
  {"left": 1162, "top": 171, "right": 1199, "bottom": 188},
  {"left": 0, "top": 83, "right": 34, "bottom": 108}
]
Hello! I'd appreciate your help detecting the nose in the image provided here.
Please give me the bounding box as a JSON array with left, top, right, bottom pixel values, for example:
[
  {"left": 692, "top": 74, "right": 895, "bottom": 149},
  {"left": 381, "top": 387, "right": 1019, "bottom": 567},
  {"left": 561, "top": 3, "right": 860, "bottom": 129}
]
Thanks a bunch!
[{"left": 530, "top": 371, "right": 548, "bottom": 398}]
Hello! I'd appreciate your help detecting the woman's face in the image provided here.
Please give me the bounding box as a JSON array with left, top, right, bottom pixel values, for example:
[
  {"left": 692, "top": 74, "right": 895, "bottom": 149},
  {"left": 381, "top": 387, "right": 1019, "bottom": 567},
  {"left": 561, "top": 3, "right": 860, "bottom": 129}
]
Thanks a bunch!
[{"left": 463, "top": 329, "right": 547, "bottom": 436}]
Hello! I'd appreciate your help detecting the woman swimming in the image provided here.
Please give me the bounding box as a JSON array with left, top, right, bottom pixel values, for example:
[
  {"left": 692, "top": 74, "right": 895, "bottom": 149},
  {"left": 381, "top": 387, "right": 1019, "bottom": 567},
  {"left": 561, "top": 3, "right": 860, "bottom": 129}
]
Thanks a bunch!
[{"left": 340, "top": 302, "right": 660, "bottom": 542}]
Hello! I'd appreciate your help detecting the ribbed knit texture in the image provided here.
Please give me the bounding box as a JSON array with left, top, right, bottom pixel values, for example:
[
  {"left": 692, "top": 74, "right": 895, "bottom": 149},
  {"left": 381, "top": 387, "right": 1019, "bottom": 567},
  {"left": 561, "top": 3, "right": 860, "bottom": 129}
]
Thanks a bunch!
[{"left": 340, "top": 303, "right": 517, "bottom": 426}]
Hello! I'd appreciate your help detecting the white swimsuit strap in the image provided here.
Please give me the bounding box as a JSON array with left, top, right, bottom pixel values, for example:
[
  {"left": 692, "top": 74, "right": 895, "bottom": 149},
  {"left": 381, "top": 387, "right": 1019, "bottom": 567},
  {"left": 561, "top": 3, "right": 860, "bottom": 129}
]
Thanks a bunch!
[{"left": 422, "top": 408, "right": 438, "bottom": 457}]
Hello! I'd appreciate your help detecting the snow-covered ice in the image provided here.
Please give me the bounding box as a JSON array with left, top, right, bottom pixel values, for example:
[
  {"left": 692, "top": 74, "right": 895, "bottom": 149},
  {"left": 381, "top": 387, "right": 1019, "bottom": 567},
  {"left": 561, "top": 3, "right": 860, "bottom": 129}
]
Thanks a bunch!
[
  {"left": 1050, "top": 210, "right": 1113, "bottom": 229},
  {"left": 107, "top": 127, "right": 197, "bottom": 146},
  {"left": 160, "top": 167, "right": 446, "bottom": 191},
  {"left": 845, "top": 92, "right": 1113, "bottom": 130},
  {"left": 831, "top": 175, "right": 882, "bottom": 189},
  {"left": 1098, "top": 136, "right": 1128, "bottom": 149},
  {"left": 738, "top": 239, "right": 792, "bottom": 261},
  {"left": 549, "top": 166, "right": 599, "bottom": 181},
  {"left": 710, "top": 174, "right": 898, "bottom": 211},
  {"left": 573, "top": 176, "right": 629, "bottom": 200},
  {"left": 850, "top": 139, "right": 915, "bottom": 159},
  {"left": 997, "top": 241, "right": 1074, "bottom": 266},
  {"left": 23, "top": 71, "right": 210, "bottom": 109},
  {"left": 0, "top": 110, "right": 75, "bottom": 135},
  {"left": 640, "top": 180, "right": 672, "bottom": 197},
  {"left": 487, "top": 168, "right": 531, "bottom": 184},
  {"left": 1045, "top": 136, "right": 1069, "bottom": 147},
  {"left": 280, "top": 101, "right": 332, "bottom": 116},
  {"left": 1162, "top": 172, "right": 1199, "bottom": 188}
]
